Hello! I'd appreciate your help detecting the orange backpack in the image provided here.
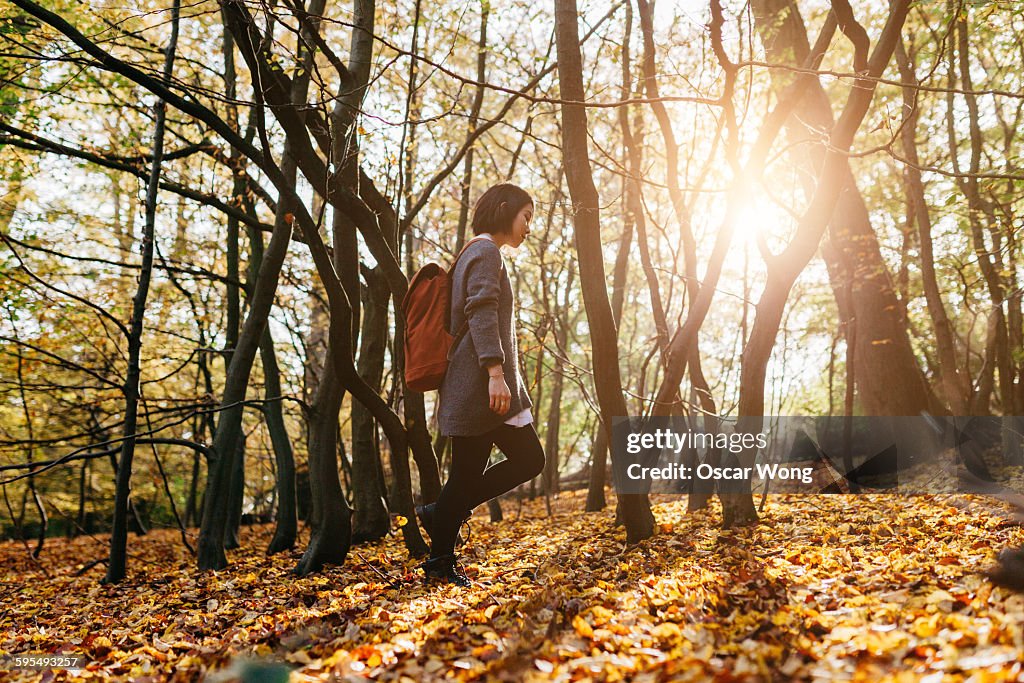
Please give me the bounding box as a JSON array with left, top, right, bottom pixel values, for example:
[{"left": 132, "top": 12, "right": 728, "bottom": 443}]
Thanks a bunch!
[{"left": 401, "top": 238, "right": 484, "bottom": 392}]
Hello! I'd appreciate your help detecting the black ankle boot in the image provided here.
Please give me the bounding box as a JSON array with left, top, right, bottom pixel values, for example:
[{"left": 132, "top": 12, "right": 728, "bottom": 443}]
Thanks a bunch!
[{"left": 422, "top": 554, "right": 471, "bottom": 587}]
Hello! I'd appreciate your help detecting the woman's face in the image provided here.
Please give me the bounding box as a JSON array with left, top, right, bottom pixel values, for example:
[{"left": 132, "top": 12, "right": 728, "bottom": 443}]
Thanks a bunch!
[{"left": 508, "top": 202, "right": 534, "bottom": 248}]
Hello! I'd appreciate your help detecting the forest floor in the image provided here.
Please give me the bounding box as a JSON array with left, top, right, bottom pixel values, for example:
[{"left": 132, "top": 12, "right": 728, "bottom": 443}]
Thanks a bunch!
[{"left": 2, "top": 491, "right": 1024, "bottom": 682}]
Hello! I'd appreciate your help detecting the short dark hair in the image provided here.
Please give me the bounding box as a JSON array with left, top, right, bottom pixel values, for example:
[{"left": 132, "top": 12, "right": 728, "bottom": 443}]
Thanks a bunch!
[{"left": 471, "top": 183, "right": 533, "bottom": 235}]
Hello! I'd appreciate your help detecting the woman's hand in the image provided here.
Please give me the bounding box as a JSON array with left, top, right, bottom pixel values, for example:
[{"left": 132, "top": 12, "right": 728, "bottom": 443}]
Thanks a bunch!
[{"left": 487, "top": 368, "right": 512, "bottom": 415}]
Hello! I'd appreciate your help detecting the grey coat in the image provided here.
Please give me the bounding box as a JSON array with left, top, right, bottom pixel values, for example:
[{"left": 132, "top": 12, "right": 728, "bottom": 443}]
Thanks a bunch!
[{"left": 438, "top": 239, "right": 532, "bottom": 436}]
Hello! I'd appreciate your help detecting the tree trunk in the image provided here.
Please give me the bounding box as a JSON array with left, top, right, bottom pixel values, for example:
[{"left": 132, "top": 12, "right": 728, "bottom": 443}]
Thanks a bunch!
[
  {"left": 542, "top": 259, "right": 572, "bottom": 497},
  {"left": 184, "top": 446, "right": 201, "bottom": 528},
  {"left": 586, "top": 12, "right": 634, "bottom": 509},
  {"left": 404, "top": 393, "right": 443, "bottom": 504},
  {"left": 750, "top": 0, "right": 934, "bottom": 417},
  {"left": 351, "top": 268, "right": 391, "bottom": 544},
  {"left": 297, "top": 0, "right": 428, "bottom": 568},
  {"left": 732, "top": 1, "right": 912, "bottom": 527},
  {"left": 455, "top": 1, "right": 488, "bottom": 253},
  {"left": 262, "top": 324, "right": 298, "bottom": 554},
  {"left": 220, "top": 7, "right": 246, "bottom": 552},
  {"left": 198, "top": 0, "right": 330, "bottom": 569},
  {"left": 10, "top": 317, "right": 48, "bottom": 555},
  {"left": 295, "top": 354, "right": 351, "bottom": 575},
  {"left": 554, "top": 0, "right": 653, "bottom": 543},
  {"left": 236, "top": 217, "right": 300, "bottom": 555},
  {"left": 105, "top": 0, "right": 180, "bottom": 583},
  {"left": 223, "top": 433, "right": 246, "bottom": 549},
  {"left": 75, "top": 460, "right": 88, "bottom": 538},
  {"left": 635, "top": 0, "right": 721, "bottom": 455},
  {"left": 198, "top": 145, "right": 298, "bottom": 570},
  {"left": 585, "top": 425, "right": 609, "bottom": 512},
  {"left": 541, "top": 370, "right": 564, "bottom": 497},
  {"left": 894, "top": 37, "right": 969, "bottom": 414},
  {"left": 947, "top": 8, "right": 1019, "bottom": 428}
]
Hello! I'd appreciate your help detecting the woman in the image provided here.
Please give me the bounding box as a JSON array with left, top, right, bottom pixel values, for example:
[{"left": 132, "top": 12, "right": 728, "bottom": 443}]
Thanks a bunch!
[{"left": 418, "top": 183, "right": 546, "bottom": 586}]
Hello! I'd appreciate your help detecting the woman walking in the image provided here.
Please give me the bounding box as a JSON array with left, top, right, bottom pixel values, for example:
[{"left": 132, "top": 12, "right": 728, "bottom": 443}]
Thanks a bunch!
[{"left": 419, "top": 183, "right": 546, "bottom": 586}]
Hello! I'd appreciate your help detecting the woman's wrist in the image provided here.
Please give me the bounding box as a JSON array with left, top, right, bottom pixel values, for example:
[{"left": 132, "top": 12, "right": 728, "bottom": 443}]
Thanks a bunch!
[{"left": 486, "top": 364, "right": 504, "bottom": 378}]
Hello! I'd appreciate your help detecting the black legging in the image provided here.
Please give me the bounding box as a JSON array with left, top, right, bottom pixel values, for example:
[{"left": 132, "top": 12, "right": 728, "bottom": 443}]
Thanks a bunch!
[{"left": 430, "top": 423, "right": 545, "bottom": 558}]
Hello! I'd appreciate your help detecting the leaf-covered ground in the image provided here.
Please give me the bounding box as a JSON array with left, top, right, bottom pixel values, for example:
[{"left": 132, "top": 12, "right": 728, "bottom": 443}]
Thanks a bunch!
[{"left": 2, "top": 491, "right": 1024, "bottom": 681}]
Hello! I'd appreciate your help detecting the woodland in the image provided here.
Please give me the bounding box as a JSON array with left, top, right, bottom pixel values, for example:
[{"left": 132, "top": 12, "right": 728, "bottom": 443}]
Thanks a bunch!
[{"left": 2, "top": 0, "right": 1024, "bottom": 680}]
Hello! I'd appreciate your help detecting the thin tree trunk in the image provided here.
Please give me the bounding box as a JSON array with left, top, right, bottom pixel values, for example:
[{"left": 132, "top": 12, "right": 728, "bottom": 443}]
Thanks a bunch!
[
  {"left": 973, "top": 313, "right": 999, "bottom": 415},
  {"left": 949, "top": 9, "right": 1014, "bottom": 423},
  {"left": 198, "top": 0, "right": 326, "bottom": 569},
  {"left": 235, "top": 208, "right": 300, "bottom": 554},
  {"left": 143, "top": 422, "right": 194, "bottom": 550},
  {"left": 105, "top": 0, "right": 180, "bottom": 583},
  {"left": 647, "top": 0, "right": 829, "bottom": 425},
  {"left": 895, "top": 37, "right": 969, "bottom": 414},
  {"left": 11, "top": 331, "right": 46, "bottom": 556},
  {"left": 294, "top": 0, "right": 363, "bottom": 571},
  {"left": 351, "top": 268, "right": 391, "bottom": 543},
  {"left": 198, "top": 143, "right": 299, "bottom": 570},
  {"left": 731, "top": 0, "right": 911, "bottom": 528},
  {"left": 397, "top": 0, "right": 423, "bottom": 274},
  {"left": 296, "top": 353, "right": 351, "bottom": 574},
  {"left": 751, "top": 0, "right": 934, "bottom": 418},
  {"left": 635, "top": 0, "right": 727, "bottom": 511},
  {"left": 554, "top": 0, "right": 654, "bottom": 543},
  {"left": 455, "top": 2, "right": 488, "bottom": 253},
  {"left": 185, "top": 446, "right": 201, "bottom": 527},
  {"left": 587, "top": 11, "right": 634, "bottom": 512},
  {"left": 261, "top": 330, "right": 298, "bottom": 554},
  {"left": 390, "top": 1, "right": 443, "bottom": 505},
  {"left": 297, "top": 0, "right": 429, "bottom": 570},
  {"left": 220, "top": 0, "right": 246, "bottom": 549},
  {"left": 542, "top": 369, "right": 564, "bottom": 497},
  {"left": 1, "top": 229, "right": 42, "bottom": 543},
  {"left": 223, "top": 433, "right": 246, "bottom": 549},
  {"left": 542, "top": 258, "right": 573, "bottom": 497},
  {"left": 99, "top": 421, "right": 146, "bottom": 535},
  {"left": 75, "top": 460, "right": 88, "bottom": 538},
  {"left": 842, "top": 279, "right": 860, "bottom": 493},
  {"left": 404, "top": 396, "right": 442, "bottom": 504},
  {"left": 585, "top": 426, "right": 610, "bottom": 512}
]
